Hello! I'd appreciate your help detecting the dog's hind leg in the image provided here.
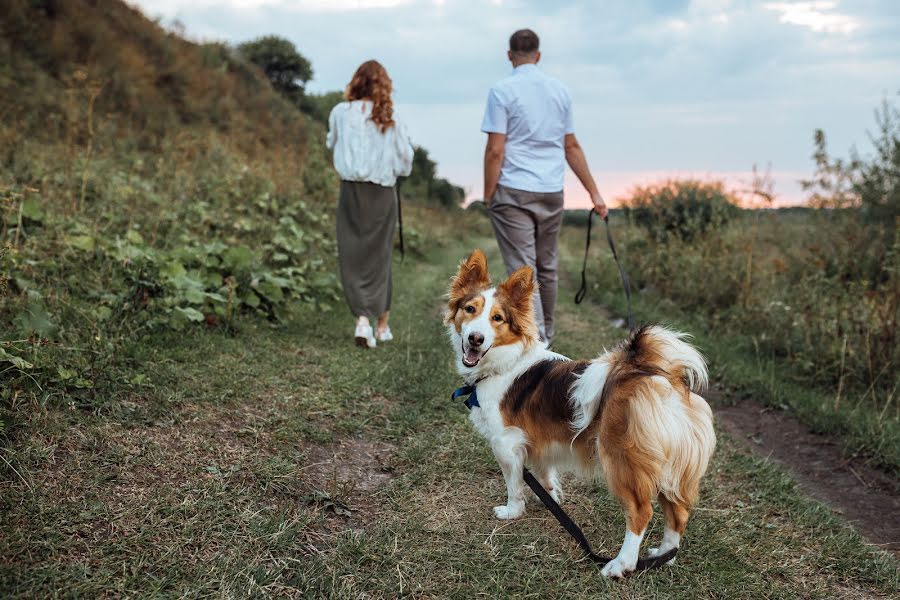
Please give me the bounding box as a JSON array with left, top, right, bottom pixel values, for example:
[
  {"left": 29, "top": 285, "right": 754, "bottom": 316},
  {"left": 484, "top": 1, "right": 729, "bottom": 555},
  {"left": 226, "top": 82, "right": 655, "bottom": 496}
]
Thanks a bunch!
[
  {"left": 532, "top": 462, "right": 563, "bottom": 504},
  {"left": 491, "top": 432, "right": 527, "bottom": 520},
  {"left": 647, "top": 493, "right": 688, "bottom": 562},
  {"left": 601, "top": 485, "right": 654, "bottom": 578}
]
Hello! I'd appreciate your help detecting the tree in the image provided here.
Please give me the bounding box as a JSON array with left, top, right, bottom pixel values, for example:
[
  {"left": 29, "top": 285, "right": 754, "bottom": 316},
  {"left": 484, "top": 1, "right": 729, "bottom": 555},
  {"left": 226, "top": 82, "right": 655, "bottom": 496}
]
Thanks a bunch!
[
  {"left": 299, "top": 90, "right": 344, "bottom": 125},
  {"left": 237, "top": 36, "right": 313, "bottom": 101},
  {"left": 408, "top": 147, "right": 437, "bottom": 192},
  {"left": 801, "top": 129, "right": 856, "bottom": 209}
]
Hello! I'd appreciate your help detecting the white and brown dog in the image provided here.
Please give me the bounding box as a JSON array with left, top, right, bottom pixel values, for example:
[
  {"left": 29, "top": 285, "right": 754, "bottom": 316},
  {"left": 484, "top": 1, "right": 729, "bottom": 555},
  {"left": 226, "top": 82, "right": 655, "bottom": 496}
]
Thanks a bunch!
[{"left": 445, "top": 249, "right": 716, "bottom": 578}]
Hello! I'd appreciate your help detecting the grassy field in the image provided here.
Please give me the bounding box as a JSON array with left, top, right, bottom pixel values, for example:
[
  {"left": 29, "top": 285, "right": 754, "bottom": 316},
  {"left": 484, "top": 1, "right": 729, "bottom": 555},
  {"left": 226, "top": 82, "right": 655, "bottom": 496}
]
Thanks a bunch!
[
  {"left": 2, "top": 206, "right": 897, "bottom": 598},
  {"left": 558, "top": 210, "right": 899, "bottom": 478}
]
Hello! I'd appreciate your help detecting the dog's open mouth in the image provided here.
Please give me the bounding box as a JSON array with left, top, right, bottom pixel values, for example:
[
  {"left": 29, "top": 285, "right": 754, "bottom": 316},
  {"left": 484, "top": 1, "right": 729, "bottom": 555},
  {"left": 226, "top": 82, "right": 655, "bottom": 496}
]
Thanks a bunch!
[{"left": 462, "top": 343, "right": 488, "bottom": 368}]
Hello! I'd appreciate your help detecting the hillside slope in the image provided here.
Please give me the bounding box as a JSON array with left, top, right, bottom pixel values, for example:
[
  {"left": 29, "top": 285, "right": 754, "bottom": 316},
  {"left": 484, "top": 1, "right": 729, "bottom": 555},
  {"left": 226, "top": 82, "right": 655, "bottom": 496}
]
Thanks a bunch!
[
  {"left": 1, "top": 0, "right": 308, "bottom": 159},
  {"left": 0, "top": 0, "right": 338, "bottom": 424}
]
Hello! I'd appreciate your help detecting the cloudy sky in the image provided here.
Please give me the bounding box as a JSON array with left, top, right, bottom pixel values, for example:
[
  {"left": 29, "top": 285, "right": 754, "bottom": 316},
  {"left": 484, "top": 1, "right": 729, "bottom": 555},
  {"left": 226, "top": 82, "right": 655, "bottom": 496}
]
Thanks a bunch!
[{"left": 133, "top": 0, "right": 900, "bottom": 207}]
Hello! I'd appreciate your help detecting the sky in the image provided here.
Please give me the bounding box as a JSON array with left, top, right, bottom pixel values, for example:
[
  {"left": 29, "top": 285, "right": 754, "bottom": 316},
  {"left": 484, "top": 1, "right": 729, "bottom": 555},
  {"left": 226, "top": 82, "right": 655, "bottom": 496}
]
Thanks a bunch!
[{"left": 132, "top": 0, "right": 900, "bottom": 207}]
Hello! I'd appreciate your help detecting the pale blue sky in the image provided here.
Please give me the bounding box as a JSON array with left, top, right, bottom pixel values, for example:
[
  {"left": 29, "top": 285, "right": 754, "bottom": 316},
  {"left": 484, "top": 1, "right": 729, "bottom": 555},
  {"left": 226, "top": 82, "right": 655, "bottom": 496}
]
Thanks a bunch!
[{"left": 134, "top": 0, "right": 900, "bottom": 206}]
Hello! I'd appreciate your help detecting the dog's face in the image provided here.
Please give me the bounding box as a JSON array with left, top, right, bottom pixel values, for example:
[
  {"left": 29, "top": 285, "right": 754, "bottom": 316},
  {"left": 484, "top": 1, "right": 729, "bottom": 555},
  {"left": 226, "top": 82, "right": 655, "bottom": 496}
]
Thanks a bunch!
[{"left": 445, "top": 249, "right": 539, "bottom": 372}]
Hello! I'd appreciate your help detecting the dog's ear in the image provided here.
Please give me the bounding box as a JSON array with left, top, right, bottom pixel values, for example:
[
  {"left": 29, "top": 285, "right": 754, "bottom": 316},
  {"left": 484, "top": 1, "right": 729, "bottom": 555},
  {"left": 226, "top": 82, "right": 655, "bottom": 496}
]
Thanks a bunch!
[
  {"left": 498, "top": 265, "right": 534, "bottom": 307},
  {"left": 447, "top": 249, "right": 491, "bottom": 316},
  {"left": 497, "top": 266, "right": 538, "bottom": 337}
]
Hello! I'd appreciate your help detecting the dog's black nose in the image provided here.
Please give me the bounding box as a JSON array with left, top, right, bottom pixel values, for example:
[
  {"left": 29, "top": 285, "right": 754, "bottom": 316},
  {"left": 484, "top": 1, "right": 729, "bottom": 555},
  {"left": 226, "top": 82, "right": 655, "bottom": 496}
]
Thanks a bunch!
[{"left": 468, "top": 332, "right": 485, "bottom": 347}]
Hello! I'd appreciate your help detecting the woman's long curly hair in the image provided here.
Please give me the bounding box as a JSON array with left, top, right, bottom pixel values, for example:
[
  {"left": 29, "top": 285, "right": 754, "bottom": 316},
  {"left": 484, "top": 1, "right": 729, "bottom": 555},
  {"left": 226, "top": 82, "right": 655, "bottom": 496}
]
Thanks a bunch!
[{"left": 345, "top": 60, "right": 395, "bottom": 132}]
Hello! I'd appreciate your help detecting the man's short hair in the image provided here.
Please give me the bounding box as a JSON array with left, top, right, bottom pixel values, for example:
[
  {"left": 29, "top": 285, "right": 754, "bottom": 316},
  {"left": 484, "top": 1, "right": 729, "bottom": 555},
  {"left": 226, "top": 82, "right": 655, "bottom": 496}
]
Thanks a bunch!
[{"left": 509, "top": 29, "right": 539, "bottom": 56}]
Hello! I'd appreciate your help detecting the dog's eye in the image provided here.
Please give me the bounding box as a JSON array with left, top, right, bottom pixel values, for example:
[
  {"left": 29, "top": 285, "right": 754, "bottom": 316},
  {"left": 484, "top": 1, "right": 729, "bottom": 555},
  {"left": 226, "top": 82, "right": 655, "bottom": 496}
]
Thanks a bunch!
[
  {"left": 492, "top": 314, "right": 503, "bottom": 322},
  {"left": 464, "top": 305, "right": 476, "bottom": 314}
]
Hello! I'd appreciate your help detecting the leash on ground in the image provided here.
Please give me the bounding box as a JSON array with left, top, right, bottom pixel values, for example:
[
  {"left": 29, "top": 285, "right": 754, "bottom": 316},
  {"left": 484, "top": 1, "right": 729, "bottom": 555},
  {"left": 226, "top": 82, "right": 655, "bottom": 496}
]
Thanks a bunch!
[
  {"left": 450, "top": 385, "right": 677, "bottom": 571},
  {"left": 395, "top": 180, "right": 405, "bottom": 263},
  {"left": 574, "top": 210, "right": 635, "bottom": 331}
]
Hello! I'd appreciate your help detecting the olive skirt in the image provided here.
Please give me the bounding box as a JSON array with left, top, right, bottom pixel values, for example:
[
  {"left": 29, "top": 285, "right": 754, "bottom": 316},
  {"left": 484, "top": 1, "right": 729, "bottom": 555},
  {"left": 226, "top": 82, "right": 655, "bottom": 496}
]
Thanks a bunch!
[{"left": 336, "top": 180, "right": 397, "bottom": 320}]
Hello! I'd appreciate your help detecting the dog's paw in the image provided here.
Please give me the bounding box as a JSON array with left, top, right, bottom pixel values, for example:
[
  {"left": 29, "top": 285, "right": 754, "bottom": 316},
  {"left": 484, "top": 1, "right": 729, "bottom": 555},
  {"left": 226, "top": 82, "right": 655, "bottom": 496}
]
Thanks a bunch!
[
  {"left": 493, "top": 504, "right": 524, "bottom": 520},
  {"left": 646, "top": 547, "right": 677, "bottom": 564},
  {"left": 601, "top": 557, "right": 635, "bottom": 579}
]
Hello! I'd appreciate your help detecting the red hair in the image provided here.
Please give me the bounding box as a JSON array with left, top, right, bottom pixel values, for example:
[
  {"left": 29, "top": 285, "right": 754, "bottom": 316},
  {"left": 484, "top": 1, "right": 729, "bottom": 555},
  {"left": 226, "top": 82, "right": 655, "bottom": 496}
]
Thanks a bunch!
[{"left": 345, "top": 60, "right": 395, "bottom": 133}]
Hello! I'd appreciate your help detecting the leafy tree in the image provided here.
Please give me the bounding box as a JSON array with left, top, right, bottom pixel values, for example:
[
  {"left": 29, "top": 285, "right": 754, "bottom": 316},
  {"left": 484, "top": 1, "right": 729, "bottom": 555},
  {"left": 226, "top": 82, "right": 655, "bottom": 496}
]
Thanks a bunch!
[
  {"left": 299, "top": 90, "right": 344, "bottom": 125},
  {"left": 801, "top": 129, "right": 856, "bottom": 209},
  {"left": 400, "top": 146, "right": 463, "bottom": 208},
  {"left": 624, "top": 180, "right": 740, "bottom": 243},
  {"left": 855, "top": 98, "right": 900, "bottom": 224},
  {"left": 237, "top": 36, "right": 313, "bottom": 101},
  {"left": 803, "top": 95, "right": 900, "bottom": 223},
  {"left": 409, "top": 146, "right": 437, "bottom": 190}
]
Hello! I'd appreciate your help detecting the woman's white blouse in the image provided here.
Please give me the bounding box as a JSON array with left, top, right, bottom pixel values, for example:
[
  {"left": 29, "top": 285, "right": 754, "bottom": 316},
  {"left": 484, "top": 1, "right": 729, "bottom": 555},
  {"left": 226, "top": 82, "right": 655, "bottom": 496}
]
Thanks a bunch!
[{"left": 326, "top": 100, "right": 414, "bottom": 187}]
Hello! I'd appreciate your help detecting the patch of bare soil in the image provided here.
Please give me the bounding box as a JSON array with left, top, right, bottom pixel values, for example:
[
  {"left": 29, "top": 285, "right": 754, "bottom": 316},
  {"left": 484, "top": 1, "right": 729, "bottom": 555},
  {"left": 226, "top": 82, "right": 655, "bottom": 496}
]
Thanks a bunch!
[
  {"left": 714, "top": 395, "right": 900, "bottom": 556},
  {"left": 300, "top": 438, "right": 397, "bottom": 522}
]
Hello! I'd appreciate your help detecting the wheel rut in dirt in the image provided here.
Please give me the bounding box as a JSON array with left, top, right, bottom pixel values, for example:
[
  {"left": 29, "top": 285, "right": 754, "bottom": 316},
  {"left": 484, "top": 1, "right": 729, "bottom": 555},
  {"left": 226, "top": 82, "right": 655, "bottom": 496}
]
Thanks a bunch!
[{"left": 714, "top": 394, "right": 899, "bottom": 556}]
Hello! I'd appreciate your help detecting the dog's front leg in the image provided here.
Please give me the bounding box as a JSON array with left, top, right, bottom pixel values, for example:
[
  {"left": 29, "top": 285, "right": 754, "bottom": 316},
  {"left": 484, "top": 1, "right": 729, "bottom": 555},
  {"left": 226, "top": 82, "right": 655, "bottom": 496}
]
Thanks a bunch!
[{"left": 491, "top": 434, "right": 526, "bottom": 520}]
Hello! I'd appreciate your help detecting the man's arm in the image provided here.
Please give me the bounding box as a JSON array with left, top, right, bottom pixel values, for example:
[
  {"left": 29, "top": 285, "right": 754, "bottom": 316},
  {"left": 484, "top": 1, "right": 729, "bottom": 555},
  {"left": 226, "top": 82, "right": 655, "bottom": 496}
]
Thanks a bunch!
[
  {"left": 565, "top": 133, "right": 607, "bottom": 218},
  {"left": 484, "top": 132, "right": 506, "bottom": 205}
]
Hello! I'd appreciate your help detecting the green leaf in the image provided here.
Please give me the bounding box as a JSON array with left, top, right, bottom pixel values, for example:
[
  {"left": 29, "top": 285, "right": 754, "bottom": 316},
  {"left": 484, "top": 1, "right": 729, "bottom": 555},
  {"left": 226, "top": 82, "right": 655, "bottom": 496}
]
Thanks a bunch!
[
  {"left": 67, "top": 235, "right": 96, "bottom": 251},
  {"left": 14, "top": 303, "right": 57, "bottom": 338},
  {"left": 126, "top": 229, "right": 144, "bottom": 245},
  {"left": 173, "top": 306, "right": 205, "bottom": 322},
  {"left": 20, "top": 197, "right": 44, "bottom": 222},
  {"left": 159, "top": 260, "right": 186, "bottom": 280},
  {"left": 241, "top": 292, "right": 261, "bottom": 308},
  {"left": 93, "top": 306, "right": 113, "bottom": 321},
  {"left": 0, "top": 347, "right": 33, "bottom": 370},
  {"left": 184, "top": 288, "right": 207, "bottom": 304},
  {"left": 254, "top": 279, "right": 284, "bottom": 303},
  {"left": 221, "top": 246, "right": 254, "bottom": 272},
  {"left": 57, "top": 367, "right": 77, "bottom": 380}
]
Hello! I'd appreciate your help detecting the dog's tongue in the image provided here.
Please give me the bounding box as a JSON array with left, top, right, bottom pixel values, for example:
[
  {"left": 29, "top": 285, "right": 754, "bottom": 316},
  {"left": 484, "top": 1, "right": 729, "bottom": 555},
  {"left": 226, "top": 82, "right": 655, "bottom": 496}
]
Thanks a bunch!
[{"left": 463, "top": 347, "right": 483, "bottom": 367}]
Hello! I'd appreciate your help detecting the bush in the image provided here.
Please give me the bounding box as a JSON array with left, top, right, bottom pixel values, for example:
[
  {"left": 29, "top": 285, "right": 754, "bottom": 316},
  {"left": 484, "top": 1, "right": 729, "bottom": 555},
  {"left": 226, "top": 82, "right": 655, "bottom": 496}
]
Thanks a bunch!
[{"left": 624, "top": 179, "right": 741, "bottom": 242}]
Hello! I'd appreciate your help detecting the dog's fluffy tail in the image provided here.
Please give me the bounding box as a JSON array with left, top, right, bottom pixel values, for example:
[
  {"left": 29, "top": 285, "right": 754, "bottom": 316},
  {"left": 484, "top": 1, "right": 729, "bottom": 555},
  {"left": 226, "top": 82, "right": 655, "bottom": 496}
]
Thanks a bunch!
[{"left": 569, "top": 324, "right": 709, "bottom": 441}]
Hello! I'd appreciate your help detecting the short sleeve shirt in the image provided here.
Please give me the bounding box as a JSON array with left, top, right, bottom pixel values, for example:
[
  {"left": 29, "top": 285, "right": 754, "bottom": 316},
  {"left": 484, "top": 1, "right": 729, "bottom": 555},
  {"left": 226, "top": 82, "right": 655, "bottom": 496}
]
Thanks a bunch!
[{"left": 481, "top": 64, "right": 574, "bottom": 193}]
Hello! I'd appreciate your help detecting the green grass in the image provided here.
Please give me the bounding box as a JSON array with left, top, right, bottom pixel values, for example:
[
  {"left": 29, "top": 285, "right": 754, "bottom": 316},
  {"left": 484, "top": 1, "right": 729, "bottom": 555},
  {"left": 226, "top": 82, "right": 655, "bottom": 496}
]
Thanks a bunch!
[{"left": 1, "top": 209, "right": 897, "bottom": 598}]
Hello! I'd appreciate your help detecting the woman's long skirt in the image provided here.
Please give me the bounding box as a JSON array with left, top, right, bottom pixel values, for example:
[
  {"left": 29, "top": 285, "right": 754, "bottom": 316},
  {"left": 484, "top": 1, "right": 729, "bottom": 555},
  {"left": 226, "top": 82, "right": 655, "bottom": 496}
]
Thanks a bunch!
[{"left": 336, "top": 180, "right": 397, "bottom": 320}]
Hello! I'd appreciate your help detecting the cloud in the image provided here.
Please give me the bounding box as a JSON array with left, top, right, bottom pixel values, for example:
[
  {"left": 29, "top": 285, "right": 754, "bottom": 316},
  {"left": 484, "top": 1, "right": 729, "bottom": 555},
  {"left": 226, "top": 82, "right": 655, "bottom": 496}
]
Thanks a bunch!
[{"left": 764, "top": 1, "right": 861, "bottom": 34}]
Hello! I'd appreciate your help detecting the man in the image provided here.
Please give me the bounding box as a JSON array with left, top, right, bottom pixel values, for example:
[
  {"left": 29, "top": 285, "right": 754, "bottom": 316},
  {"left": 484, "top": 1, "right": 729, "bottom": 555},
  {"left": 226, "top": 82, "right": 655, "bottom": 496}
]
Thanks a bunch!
[{"left": 482, "top": 28, "right": 607, "bottom": 344}]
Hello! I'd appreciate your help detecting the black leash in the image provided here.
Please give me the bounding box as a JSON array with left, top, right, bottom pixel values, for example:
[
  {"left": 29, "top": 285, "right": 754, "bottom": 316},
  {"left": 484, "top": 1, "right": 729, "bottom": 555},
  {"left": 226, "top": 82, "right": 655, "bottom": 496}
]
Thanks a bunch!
[
  {"left": 395, "top": 180, "right": 405, "bottom": 263},
  {"left": 574, "top": 211, "right": 635, "bottom": 331},
  {"left": 451, "top": 385, "right": 677, "bottom": 572}
]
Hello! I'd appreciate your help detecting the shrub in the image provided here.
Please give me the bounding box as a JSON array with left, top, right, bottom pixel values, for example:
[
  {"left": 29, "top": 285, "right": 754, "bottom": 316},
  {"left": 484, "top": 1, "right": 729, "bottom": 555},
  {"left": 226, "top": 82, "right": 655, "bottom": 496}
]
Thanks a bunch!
[{"left": 624, "top": 179, "right": 741, "bottom": 242}]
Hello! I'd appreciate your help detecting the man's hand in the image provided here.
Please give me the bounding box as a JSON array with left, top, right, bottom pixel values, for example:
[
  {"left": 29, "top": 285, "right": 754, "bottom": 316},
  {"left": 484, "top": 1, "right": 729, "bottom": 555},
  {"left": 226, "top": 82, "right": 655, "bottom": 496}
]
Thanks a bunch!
[
  {"left": 565, "top": 134, "right": 606, "bottom": 218},
  {"left": 484, "top": 185, "right": 496, "bottom": 207},
  {"left": 591, "top": 193, "right": 608, "bottom": 219}
]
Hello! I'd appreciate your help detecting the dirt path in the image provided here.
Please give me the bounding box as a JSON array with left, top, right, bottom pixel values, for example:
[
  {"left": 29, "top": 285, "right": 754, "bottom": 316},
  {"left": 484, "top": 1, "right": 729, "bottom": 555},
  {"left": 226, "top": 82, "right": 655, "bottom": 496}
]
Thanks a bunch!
[{"left": 714, "top": 394, "right": 900, "bottom": 556}]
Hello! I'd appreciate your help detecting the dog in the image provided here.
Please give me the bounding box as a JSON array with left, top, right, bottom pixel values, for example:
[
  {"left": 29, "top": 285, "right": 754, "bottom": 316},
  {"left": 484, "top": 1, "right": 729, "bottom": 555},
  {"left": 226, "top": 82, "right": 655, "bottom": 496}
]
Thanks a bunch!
[{"left": 444, "top": 249, "right": 716, "bottom": 578}]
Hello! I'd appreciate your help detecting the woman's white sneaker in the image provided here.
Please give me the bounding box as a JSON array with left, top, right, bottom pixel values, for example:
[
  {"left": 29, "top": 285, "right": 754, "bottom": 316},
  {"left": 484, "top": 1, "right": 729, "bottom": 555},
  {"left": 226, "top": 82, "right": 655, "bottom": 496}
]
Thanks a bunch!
[
  {"left": 376, "top": 326, "right": 393, "bottom": 342},
  {"left": 354, "top": 323, "right": 376, "bottom": 348}
]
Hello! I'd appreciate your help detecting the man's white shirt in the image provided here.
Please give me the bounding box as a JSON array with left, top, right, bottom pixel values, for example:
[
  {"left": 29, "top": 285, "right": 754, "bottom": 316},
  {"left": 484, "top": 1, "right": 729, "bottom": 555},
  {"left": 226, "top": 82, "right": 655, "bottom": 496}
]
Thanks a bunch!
[{"left": 481, "top": 63, "right": 574, "bottom": 194}]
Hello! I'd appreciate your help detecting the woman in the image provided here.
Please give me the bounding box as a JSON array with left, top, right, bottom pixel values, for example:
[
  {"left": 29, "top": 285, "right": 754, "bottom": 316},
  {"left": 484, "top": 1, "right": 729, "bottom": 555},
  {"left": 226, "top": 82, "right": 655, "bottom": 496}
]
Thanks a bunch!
[{"left": 326, "top": 60, "right": 414, "bottom": 348}]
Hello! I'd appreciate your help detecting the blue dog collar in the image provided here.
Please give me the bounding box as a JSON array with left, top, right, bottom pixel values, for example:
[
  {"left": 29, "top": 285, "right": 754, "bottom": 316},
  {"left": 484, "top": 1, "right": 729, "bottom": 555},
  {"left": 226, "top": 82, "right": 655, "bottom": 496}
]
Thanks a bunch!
[{"left": 451, "top": 384, "right": 479, "bottom": 409}]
